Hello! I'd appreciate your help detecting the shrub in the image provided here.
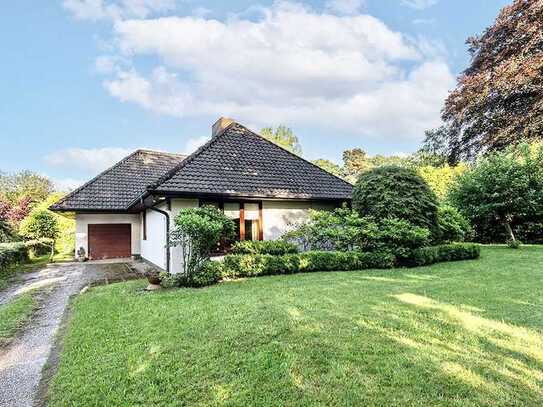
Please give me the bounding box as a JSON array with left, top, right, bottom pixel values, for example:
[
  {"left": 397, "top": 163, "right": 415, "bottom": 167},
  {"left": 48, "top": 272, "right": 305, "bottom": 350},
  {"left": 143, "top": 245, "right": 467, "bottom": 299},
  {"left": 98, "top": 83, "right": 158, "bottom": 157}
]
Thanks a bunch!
[
  {"left": 402, "top": 243, "right": 480, "bottom": 267},
  {"left": 437, "top": 205, "right": 473, "bottom": 243},
  {"left": 19, "top": 209, "right": 59, "bottom": 259},
  {"left": 231, "top": 240, "right": 298, "bottom": 255},
  {"left": 353, "top": 165, "right": 439, "bottom": 235},
  {"left": 222, "top": 251, "right": 395, "bottom": 278},
  {"left": 0, "top": 242, "right": 29, "bottom": 275},
  {"left": 169, "top": 206, "right": 235, "bottom": 279},
  {"left": 160, "top": 261, "right": 225, "bottom": 288}
]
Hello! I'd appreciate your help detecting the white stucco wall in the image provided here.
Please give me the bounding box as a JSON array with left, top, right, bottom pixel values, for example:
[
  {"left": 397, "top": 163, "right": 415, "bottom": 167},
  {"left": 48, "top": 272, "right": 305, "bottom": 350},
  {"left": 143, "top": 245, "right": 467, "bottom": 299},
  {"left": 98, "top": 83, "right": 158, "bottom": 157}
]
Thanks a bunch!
[
  {"left": 75, "top": 213, "right": 141, "bottom": 257},
  {"left": 140, "top": 208, "right": 167, "bottom": 269},
  {"left": 262, "top": 200, "right": 336, "bottom": 240},
  {"left": 169, "top": 198, "right": 199, "bottom": 274}
]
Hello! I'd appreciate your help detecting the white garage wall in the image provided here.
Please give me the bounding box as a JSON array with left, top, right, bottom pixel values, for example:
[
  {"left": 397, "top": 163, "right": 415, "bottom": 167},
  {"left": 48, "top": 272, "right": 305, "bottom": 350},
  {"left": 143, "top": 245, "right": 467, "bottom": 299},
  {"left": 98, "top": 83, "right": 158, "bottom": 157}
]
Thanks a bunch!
[{"left": 75, "top": 213, "right": 141, "bottom": 257}]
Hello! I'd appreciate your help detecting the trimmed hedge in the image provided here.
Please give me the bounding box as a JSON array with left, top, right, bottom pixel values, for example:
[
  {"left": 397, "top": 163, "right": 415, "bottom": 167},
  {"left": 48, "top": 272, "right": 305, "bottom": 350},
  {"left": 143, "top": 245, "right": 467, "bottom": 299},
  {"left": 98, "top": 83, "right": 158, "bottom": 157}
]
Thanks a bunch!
[
  {"left": 0, "top": 242, "right": 29, "bottom": 275},
  {"left": 223, "top": 250, "right": 395, "bottom": 278},
  {"left": 402, "top": 243, "right": 480, "bottom": 267},
  {"left": 230, "top": 240, "right": 298, "bottom": 255}
]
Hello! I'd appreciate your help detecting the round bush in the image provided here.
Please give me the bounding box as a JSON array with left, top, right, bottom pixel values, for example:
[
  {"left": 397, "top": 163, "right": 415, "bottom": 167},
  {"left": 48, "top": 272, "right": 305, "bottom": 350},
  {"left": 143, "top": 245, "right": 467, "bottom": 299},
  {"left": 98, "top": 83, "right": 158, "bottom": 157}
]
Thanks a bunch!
[{"left": 353, "top": 166, "right": 439, "bottom": 233}]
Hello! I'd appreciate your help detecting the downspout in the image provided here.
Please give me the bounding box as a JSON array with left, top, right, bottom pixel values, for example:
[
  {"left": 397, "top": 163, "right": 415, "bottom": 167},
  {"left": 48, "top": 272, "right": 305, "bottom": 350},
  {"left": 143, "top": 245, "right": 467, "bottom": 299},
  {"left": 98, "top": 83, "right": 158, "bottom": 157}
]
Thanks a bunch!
[{"left": 142, "top": 198, "right": 171, "bottom": 273}]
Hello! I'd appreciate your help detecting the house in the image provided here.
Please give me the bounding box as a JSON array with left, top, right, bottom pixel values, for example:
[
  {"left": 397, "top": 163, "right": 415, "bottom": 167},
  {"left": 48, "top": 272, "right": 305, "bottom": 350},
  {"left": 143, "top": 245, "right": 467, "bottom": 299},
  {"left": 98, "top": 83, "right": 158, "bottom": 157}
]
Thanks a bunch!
[{"left": 50, "top": 118, "right": 353, "bottom": 273}]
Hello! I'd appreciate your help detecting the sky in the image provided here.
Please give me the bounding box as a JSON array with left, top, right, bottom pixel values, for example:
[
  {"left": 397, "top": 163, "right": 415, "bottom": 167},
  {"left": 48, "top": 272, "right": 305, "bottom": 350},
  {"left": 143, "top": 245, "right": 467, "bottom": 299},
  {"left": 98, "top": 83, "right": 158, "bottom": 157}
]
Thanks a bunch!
[{"left": 0, "top": 0, "right": 510, "bottom": 190}]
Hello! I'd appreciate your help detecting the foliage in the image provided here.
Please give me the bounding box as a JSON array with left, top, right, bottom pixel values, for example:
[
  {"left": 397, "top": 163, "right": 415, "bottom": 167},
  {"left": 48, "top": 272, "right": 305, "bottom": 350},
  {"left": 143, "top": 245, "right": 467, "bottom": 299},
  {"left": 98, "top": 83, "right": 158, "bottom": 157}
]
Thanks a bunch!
[
  {"left": 448, "top": 144, "right": 543, "bottom": 243},
  {"left": 402, "top": 243, "right": 480, "bottom": 267},
  {"left": 0, "top": 219, "right": 14, "bottom": 243},
  {"left": 342, "top": 148, "right": 409, "bottom": 182},
  {"left": 0, "top": 195, "right": 32, "bottom": 230},
  {"left": 417, "top": 164, "right": 467, "bottom": 200},
  {"left": 231, "top": 240, "right": 298, "bottom": 255},
  {"left": 431, "top": 0, "right": 543, "bottom": 161},
  {"left": 160, "top": 261, "right": 224, "bottom": 288},
  {"left": 0, "top": 242, "right": 29, "bottom": 277},
  {"left": 0, "top": 170, "right": 54, "bottom": 204},
  {"left": 35, "top": 193, "right": 75, "bottom": 255},
  {"left": 507, "top": 239, "right": 521, "bottom": 249},
  {"left": 437, "top": 205, "right": 473, "bottom": 243},
  {"left": 353, "top": 165, "right": 439, "bottom": 235},
  {"left": 283, "top": 207, "right": 430, "bottom": 259},
  {"left": 260, "top": 125, "right": 302, "bottom": 155},
  {"left": 169, "top": 206, "right": 235, "bottom": 281},
  {"left": 19, "top": 209, "right": 59, "bottom": 259},
  {"left": 222, "top": 250, "right": 395, "bottom": 278},
  {"left": 311, "top": 159, "right": 346, "bottom": 179}
]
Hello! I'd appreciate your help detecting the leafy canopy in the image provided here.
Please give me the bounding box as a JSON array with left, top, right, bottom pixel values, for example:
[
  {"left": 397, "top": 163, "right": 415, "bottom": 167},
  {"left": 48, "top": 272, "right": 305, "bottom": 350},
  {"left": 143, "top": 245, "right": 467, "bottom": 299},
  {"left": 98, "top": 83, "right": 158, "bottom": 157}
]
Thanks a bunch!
[
  {"left": 427, "top": 0, "right": 543, "bottom": 161},
  {"left": 353, "top": 166, "right": 439, "bottom": 235},
  {"left": 260, "top": 125, "right": 302, "bottom": 155},
  {"left": 170, "top": 206, "right": 235, "bottom": 279},
  {"left": 448, "top": 143, "right": 543, "bottom": 242}
]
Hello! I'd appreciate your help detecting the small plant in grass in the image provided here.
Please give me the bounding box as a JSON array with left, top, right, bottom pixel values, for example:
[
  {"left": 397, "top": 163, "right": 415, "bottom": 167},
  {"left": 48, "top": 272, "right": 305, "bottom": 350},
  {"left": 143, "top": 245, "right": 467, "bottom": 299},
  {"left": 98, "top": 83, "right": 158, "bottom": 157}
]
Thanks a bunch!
[
  {"left": 168, "top": 206, "right": 235, "bottom": 287},
  {"left": 507, "top": 239, "right": 521, "bottom": 249}
]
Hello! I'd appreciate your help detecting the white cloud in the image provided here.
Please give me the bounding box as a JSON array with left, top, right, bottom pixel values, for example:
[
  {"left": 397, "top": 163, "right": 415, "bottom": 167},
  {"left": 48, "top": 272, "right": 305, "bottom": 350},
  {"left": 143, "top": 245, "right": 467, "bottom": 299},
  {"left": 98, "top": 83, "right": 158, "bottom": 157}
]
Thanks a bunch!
[
  {"left": 324, "top": 0, "right": 365, "bottom": 15},
  {"left": 45, "top": 147, "right": 133, "bottom": 173},
  {"left": 51, "top": 177, "right": 85, "bottom": 192},
  {"left": 98, "top": 2, "right": 453, "bottom": 140},
  {"left": 401, "top": 0, "right": 439, "bottom": 10},
  {"left": 183, "top": 136, "right": 209, "bottom": 154},
  {"left": 63, "top": 0, "right": 177, "bottom": 21}
]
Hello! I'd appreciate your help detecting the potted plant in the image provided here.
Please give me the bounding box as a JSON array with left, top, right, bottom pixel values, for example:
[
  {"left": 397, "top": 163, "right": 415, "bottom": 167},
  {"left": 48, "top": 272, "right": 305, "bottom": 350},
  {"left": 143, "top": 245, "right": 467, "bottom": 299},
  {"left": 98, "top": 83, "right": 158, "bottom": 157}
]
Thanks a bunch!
[
  {"left": 76, "top": 247, "right": 87, "bottom": 262},
  {"left": 143, "top": 266, "right": 161, "bottom": 290}
]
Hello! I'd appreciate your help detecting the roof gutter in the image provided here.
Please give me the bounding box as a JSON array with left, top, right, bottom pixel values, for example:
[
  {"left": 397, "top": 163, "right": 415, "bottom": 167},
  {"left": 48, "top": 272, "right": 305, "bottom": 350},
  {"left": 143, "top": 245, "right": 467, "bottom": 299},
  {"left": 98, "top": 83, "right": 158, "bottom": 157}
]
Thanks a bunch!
[{"left": 143, "top": 198, "right": 171, "bottom": 273}]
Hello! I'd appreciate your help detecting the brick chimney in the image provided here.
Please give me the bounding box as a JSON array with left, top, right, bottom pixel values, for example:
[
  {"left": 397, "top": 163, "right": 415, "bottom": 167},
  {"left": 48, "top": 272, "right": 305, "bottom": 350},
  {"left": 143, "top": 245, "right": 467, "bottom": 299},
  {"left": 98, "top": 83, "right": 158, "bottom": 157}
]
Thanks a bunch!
[{"left": 212, "top": 117, "right": 235, "bottom": 137}]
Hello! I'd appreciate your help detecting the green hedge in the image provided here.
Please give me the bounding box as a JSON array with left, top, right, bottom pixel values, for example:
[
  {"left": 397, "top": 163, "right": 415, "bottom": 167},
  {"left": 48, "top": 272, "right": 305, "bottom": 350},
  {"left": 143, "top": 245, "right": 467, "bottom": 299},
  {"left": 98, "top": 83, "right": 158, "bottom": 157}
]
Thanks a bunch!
[
  {"left": 223, "top": 250, "right": 395, "bottom": 278},
  {"left": 230, "top": 240, "right": 298, "bottom": 255},
  {"left": 0, "top": 242, "right": 29, "bottom": 276},
  {"left": 402, "top": 243, "right": 480, "bottom": 267}
]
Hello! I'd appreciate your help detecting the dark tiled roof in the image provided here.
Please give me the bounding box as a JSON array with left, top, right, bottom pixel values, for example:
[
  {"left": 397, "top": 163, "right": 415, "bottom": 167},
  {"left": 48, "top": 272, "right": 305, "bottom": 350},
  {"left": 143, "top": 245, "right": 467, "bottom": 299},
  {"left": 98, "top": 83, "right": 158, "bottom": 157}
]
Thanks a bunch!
[
  {"left": 51, "top": 150, "right": 186, "bottom": 211},
  {"left": 152, "top": 123, "right": 353, "bottom": 200}
]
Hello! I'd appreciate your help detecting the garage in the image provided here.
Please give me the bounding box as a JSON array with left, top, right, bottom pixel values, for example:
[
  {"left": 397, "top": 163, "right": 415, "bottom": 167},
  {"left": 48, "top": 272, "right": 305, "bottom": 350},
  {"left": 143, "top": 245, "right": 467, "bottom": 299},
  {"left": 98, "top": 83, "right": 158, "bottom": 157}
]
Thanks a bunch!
[{"left": 88, "top": 224, "right": 132, "bottom": 260}]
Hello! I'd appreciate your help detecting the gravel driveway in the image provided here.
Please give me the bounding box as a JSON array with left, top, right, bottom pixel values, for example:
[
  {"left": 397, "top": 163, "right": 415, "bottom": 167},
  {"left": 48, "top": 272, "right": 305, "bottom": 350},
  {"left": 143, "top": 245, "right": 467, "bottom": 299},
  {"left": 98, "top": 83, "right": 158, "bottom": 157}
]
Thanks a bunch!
[{"left": 0, "top": 261, "right": 139, "bottom": 407}]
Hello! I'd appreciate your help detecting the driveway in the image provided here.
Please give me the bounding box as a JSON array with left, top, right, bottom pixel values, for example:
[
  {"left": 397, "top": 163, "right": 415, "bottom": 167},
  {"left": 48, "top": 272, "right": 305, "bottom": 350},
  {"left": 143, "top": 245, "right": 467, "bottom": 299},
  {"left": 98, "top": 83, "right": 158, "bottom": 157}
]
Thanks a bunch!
[{"left": 0, "top": 261, "right": 140, "bottom": 407}]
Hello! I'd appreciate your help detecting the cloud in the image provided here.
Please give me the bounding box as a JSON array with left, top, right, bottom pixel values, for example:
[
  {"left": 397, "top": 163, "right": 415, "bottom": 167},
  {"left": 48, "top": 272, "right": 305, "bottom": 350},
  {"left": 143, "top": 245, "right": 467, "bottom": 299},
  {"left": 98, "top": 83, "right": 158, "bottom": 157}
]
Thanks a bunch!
[
  {"left": 324, "top": 0, "right": 365, "bottom": 15},
  {"left": 45, "top": 147, "right": 133, "bottom": 173},
  {"left": 63, "top": 0, "right": 177, "bottom": 21},
  {"left": 401, "top": 0, "right": 439, "bottom": 10},
  {"left": 51, "top": 177, "right": 85, "bottom": 192},
  {"left": 98, "top": 2, "right": 453, "bottom": 140},
  {"left": 183, "top": 136, "right": 209, "bottom": 154}
]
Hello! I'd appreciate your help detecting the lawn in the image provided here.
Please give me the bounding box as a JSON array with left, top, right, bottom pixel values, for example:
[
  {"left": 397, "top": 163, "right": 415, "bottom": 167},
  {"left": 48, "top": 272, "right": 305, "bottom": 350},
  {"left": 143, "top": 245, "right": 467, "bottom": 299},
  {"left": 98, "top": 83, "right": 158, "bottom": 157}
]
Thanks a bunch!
[
  {"left": 47, "top": 246, "right": 543, "bottom": 406},
  {"left": 0, "top": 292, "right": 37, "bottom": 345}
]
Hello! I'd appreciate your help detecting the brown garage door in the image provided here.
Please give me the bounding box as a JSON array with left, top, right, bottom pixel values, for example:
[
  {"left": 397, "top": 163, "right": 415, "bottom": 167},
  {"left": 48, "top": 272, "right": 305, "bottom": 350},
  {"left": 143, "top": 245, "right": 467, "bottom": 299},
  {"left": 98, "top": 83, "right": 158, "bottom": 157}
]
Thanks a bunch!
[{"left": 88, "top": 224, "right": 131, "bottom": 260}]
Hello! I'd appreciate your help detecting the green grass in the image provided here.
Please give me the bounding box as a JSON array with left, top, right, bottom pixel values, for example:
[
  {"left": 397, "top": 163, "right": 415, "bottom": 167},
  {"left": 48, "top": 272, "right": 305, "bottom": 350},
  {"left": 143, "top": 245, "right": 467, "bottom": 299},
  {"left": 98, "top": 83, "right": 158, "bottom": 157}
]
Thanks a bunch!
[
  {"left": 0, "top": 292, "right": 37, "bottom": 345},
  {"left": 47, "top": 246, "right": 543, "bottom": 406}
]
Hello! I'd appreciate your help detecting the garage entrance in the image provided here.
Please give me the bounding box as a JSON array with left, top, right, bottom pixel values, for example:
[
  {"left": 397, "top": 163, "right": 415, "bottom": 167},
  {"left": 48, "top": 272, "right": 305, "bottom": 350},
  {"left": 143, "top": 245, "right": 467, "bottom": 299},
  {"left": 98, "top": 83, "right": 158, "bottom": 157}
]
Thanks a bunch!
[{"left": 88, "top": 224, "right": 131, "bottom": 260}]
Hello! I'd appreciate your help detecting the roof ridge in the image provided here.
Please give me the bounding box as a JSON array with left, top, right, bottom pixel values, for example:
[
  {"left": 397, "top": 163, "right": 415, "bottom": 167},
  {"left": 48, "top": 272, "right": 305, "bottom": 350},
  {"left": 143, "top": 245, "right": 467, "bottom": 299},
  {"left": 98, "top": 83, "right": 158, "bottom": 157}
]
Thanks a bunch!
[
  {"left": 50, "top": 149, "right": 141, "bottom": 210},
  {"left": 231, "top": 123, "right": 355, "bottom": 188},
  {"left": 136, "top": 148, "right": 186, "bottom": 157},
  {"left": 146, "top": 125, "right": 234, "bottom": 191}
]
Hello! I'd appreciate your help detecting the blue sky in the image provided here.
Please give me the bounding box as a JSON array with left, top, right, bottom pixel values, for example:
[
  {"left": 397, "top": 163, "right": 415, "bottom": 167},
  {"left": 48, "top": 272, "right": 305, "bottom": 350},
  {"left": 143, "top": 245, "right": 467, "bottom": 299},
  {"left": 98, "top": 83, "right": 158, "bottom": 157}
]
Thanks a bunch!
[{"left": 0, "top": 0, "right": 509, "bottom": 190}]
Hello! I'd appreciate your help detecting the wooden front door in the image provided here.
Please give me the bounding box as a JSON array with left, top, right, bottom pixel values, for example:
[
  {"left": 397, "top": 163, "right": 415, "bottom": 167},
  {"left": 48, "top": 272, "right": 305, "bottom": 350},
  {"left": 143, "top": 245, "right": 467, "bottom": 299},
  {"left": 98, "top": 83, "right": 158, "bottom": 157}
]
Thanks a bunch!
[{"left": 88, "top": 224, "right": 131, "bottom": 260}]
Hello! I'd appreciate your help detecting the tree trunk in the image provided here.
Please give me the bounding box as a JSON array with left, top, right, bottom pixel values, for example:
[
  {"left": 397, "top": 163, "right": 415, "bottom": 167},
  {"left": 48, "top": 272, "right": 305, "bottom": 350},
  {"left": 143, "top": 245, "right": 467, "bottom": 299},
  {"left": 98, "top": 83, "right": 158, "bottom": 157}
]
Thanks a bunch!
[{"left": 504, "top": 222, "right": 515, "bottom": 242}]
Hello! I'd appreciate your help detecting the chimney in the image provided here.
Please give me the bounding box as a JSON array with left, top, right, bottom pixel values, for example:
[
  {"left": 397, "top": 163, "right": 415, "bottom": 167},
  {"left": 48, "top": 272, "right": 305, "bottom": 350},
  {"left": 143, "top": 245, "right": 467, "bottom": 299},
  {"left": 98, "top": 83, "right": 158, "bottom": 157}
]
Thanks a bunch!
[{"left": 212, "top": 117, "right": 234, "bottom": 137}]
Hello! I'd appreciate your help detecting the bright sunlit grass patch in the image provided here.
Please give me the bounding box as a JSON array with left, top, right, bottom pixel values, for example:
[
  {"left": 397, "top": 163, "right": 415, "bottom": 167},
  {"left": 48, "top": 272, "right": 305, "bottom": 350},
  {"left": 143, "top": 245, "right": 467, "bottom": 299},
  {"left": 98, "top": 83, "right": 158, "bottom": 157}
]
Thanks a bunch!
[{"left": 47, "top": 246, "right": 543, "bottom": 406}]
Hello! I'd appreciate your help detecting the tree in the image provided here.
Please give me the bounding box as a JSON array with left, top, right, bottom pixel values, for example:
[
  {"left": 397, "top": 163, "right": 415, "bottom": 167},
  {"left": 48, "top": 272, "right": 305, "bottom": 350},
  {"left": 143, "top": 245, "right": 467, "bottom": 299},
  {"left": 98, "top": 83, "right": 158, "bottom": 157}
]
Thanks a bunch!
[
  {"left": 0, "top": 195, "right": 32, "bottom": 229},
  {"left": 438, "top": 0, "right": 543, "bottom": 160},
  {"left": 417, "top": 164, "right": 467, "bottom": 201},
  {"left": 19, "top": 209, "right": 59, "bottom": 258},
  {"left": 448, "top": 143, "right": 543, "bottom": 243},
  {"left": 0, "top": 171, "right": 54, "bottom": 204},
  {"left": 342, "top": 148, "right": 370, "bottom": 181},
  {"left": 353, "top": 166, "right": 439, "bottom": 236},
  {"left": 0, "top": 219, "right": 14, "bottom": 243},
  {"left": 260, "top": 125, "right": 302, "bottom": 155},
  {"left": 169, "top": 206, "right": 235, "bottom": 282},
  {"left": 312, "top": 159, "right": 345, "bottom": 179}
]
